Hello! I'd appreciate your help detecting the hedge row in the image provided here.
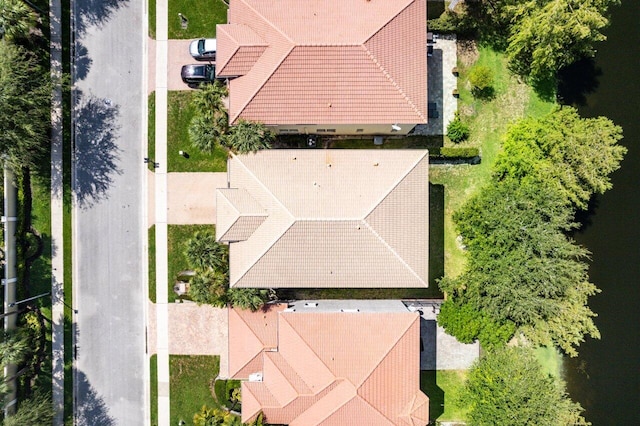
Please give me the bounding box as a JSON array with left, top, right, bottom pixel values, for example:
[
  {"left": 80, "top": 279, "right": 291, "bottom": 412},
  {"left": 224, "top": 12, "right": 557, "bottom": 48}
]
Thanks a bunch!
[{"left": 431, "top": 147, "right": 480, "bottom": 158}]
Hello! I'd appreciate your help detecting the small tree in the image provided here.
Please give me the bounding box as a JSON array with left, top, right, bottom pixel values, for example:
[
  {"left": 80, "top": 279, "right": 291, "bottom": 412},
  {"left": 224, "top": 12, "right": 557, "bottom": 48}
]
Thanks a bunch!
[
  {"left": 3, "top": 391, "right": 54, "bottom": 426},
  {"left": 227, "top": 288, "right": 269, "bottom": 312},
  {"left": 189, "top": 81, "right": 229, "bottom": 153},
  {"left": 468, "top": 64, "right": 494, "bottom": 98},
  {"left": 184, "top": 232, "right": 228, "bottom": 272},
  {"left": 446, "top": 114, "right": 470, "bottom": 143},
  {"left": 225, "top": 119, "right": 274, "bottom": 154},
  {"left": 188, "top": 269, "right": 228, "bottom": 307}
]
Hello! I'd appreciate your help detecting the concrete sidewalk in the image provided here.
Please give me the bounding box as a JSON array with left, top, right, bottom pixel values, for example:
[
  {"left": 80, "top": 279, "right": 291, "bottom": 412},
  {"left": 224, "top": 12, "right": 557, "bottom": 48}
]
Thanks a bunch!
[{"left": 50, "top": 0, "right": 66, "bottom": 423}]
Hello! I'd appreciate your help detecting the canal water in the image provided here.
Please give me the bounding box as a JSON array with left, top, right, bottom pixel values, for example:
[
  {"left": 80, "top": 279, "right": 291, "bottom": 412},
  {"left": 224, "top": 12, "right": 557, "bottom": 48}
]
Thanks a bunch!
[{"left": 559, "top": 2, "right": 640, "bottom": 424}]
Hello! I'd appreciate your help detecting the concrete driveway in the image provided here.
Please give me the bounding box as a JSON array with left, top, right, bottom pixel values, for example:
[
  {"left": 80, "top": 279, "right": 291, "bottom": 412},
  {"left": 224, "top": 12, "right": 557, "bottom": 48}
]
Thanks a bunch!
[
  {"left": 148, "top": 172, "right": 228, "bottom": 226},
  {"left": 147, "top": 302, "right": 229, "bottom": 378},
  {"left": 148, "top": 39, "right": 200, "bottom": 93}
]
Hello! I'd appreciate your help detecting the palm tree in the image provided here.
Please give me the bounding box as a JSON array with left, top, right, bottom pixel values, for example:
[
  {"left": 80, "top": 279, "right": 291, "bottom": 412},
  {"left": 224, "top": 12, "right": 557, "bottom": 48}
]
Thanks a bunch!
[
  {"left": 225, "top": 119, "right": 274, "bottom": 154},
  {"left": 0, "top": 330, "right": 30, "bottom": 366},
  {"left": 184, "top": 231, "right": 228, "bottom": 272},
  {"left": 189, "top": 81, "right": 229, "bottom": 153},
  {"left": 3, "top": 391, "right": 54, "bottom": 425},
  {"left": 188, "top": 269, "right": 228, "bottom": 307},
  {"left": 227, "top": 288, "right": 268, "bottom": 312},
  {"left": 0, "top": 0, "right": 35, "bottom": 41}
]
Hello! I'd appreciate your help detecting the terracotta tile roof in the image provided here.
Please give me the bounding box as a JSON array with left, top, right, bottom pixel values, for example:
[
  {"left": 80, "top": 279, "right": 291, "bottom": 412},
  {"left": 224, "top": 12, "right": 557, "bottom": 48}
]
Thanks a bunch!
[
  {"left": 217, "top": 150, "right": 429, "bottom": 289},
  {"left": 216, "top": 0, "right": 427, "bottom": 125},
  {"left": 229, "top": 307, "right": 429, "bottom": 425}
]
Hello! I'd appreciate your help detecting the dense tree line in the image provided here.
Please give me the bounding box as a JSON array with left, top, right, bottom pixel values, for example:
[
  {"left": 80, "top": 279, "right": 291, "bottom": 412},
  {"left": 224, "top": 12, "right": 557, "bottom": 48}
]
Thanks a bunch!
[
  {"left": 462, "top": 347, "right": 589, "bottom": 425},
  {"left": 429, "top": 0, "right": 619, "bottom": 91},
  {"left": 439, "top": 106, "right": 625, "bottom": 356}
]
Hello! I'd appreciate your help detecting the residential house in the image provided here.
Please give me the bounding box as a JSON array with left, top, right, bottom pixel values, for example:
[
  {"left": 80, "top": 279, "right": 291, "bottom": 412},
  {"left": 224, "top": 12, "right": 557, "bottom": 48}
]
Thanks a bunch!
[
  {"left": 216, "top": 149, "right": 429, "bottom": 289},
  {"left": 228, "top": 300, "right": 430, "bottom": 425},
  {"left": 216, "top": 0, "right": 428, "bottom": 135}
]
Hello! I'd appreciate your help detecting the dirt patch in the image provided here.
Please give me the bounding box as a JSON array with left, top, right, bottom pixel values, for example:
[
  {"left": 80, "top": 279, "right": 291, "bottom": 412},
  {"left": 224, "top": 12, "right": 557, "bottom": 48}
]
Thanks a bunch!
[{"left": 457, "top": 38, "right": 479, "bottom": 67}]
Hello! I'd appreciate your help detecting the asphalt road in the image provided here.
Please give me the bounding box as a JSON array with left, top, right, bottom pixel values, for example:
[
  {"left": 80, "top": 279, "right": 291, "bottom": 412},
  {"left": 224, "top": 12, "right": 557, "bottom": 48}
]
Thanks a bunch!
[{"left": 72, "top": 1, "right": 147, "bottom": 424}]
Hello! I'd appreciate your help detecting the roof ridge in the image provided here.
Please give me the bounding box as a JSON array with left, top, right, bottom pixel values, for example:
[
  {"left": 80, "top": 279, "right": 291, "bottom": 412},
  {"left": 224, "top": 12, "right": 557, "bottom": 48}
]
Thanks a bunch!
[
  {"left": 231, "top": 43, "right": 295, "bottom": 124},
  {"left": 357, "top": 314, "right": 418, "bottom": 389},
  {"left": 239, "top": 0, "right": 295, "bottom": 45},
  {"left": 265, "top": 351, "right": 312, "bottom": 395},
  {"left": 363, "top": 0, "right": 428, "bottom": 122},
  {"left": 353, "top": 394, "right": 396, "bottom": 426}
]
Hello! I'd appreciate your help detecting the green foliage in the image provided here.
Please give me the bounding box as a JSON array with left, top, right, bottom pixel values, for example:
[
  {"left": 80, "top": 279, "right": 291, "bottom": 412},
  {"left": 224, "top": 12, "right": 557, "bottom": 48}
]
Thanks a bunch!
[
  {"left": 506, "top": 0, "right": 616, "bottom": 84},
  {"left": 468, "top": 65, "right": 494, "bottom": 98},
  {"left": 494, "top": 106, "right": 626, "bottom": 209},
  {"left": 3, "top": 391, "right": 54, "bottom": 426},
  {"left": 184, "top": 231, "right": 228, "bottom": 272},
  {"left": 437, "top": 298, "right": 515, "bottom": 349},
  {"left": 227, "top": 288, "right": 269, "bottom": 312},
  {"left": 427, "top": 11, "right": 462, "bottom": 33},
  {"left": 0, "top": 40, "right": 51, "bottom": 172},
  {"left": 444, "top": 178, "right": 600, "bottom": 355},
  {"left": 213, "top": 380, "right": 228, "bottom": 406},
  {"left": 0, "top": 330, "right": 30, "bottom": 366},
  {"left": 446, "top": 115, "right": 470, "bottom": 143},
  {"left": 437, "top": 147, "right": 480, "bottom": 158},
  {"left": 226, "top": 119, "right": 274, "bottom": 154},
  {"left": 189, "top": 82, "right": 229, "bottom": 154},
  {"left": 462, "top": 347, "right": 590, "bottom": 425},
  {"left": 192, "top": 404, "right": 233, "bottom": 426},
  {"left": 188, "top": 269, "right": 228, "bottom": 307},
  {"left": 0, "top": 0, "right": 36, "bottom": 41}
]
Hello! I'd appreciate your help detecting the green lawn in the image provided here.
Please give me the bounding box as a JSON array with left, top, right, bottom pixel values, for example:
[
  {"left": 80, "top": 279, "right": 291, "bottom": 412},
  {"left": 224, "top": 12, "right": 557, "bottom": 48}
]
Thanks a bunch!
[
  {"left": 149, "top": 225, "right": 157, "bottom": 302},
  {"left": 429, "top": 46, "right": 555, "bottom": 278},
  {"left": 170, "top": 355, "right": 221, "bottom": 425},
  {"left": 167, "top": 91, "right": 228, "bottom": 173},
  {"left": 148, "top": 92, "right": 156, "bottom": 172},
  {"left": 149, "top": 0, "right": 227, "bottom": 39},
  {"left": 167, "top": 224, "right": 216, "bottom": 302},
  {"left": 421, "top": 370, "right": 469, "bottom": 422},
  {"left": 150, "top": 355, "right": 158, "bottom": 426}
]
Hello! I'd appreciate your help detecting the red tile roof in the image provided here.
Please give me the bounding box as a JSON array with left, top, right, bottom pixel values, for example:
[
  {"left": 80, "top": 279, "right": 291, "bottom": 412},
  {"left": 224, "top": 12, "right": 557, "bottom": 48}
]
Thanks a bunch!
[
  {"left": 217, "top": 0, "right": 427, "bottom": 125},
  {"left": 230, "top": 307, "right": 429, "bottom": 425}
]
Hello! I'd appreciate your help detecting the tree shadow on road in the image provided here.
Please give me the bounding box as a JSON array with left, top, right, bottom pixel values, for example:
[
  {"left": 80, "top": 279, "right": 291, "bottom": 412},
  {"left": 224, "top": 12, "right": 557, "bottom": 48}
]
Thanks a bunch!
[
  {"left": 75, "top": 369, "right": 116, "bottom": 426},
  {"left": 73, "top": 89, "right": 122, "bottom": 209},
  {"left": 74, "top": 0, "right": 130, "bottom": 38},
  {"left": 74, "top": 42, "right": 93, "bottom": 81}
]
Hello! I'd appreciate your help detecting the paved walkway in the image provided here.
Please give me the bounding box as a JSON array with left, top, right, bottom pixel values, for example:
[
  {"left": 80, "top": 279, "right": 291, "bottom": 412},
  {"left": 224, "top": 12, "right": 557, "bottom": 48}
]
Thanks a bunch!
[
  {"left": 49, "top": 0, "right": 65, "bottom": 423},
  {"left": 147, "top": 302, "right": 229, "bottom": 376},
  {"left": 153, "top": 0, "right": 171, "bottom": 424},
  {"left": 413, "top": 33, "right": 458, "bottom": 136}
]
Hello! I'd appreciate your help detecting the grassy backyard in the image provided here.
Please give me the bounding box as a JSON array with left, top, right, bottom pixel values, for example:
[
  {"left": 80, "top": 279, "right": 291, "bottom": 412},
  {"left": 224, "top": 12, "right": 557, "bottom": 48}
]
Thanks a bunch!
[
  {"left": 166, "top": 91, "right": 228, "bottom": 173},
  {"left": 170, "top": 355, "right": 222, "bottom": 425},
  {"left": 167, "top": 224, "right": 216, "bottom": 302},
  {"left": 429, "top": 45, "right": 555, "bottom": 277},
  {"left": 421, "top": 370, "right": 469, "bottom": 422},
  {"left": 149, "top": 0, "right": 228, "bottom": 39}
]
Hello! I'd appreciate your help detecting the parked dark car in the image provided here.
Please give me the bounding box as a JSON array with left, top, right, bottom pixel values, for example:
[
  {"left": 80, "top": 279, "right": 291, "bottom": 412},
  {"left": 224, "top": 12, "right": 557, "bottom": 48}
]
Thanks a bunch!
[
  {"left": 189, "top": 38, "right": 216, "bottom": 61},
  {"left": 181, "top": 64, "right": 219, "bottom": 85}
]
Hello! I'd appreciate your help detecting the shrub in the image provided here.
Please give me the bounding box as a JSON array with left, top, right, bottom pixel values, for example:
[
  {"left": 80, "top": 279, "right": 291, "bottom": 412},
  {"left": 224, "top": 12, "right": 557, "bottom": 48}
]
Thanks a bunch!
[
  {"left": 446, "top": 116, "right": 470, "bottom": 143},
  {"left": 469, "top": 65, "right": 494, "bottom": 99},
  {"left": 439, "top": 147, "right": 479, "bottom": 158}
]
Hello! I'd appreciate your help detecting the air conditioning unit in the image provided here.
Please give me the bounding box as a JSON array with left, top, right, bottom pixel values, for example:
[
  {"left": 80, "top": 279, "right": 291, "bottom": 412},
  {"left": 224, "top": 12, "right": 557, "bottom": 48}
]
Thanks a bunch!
[
  {"left": 249, "top": 373, "right": 263, "bottom": 382},
  {"left": 304, "top": 302, "right": 318, "bottom": 308}
]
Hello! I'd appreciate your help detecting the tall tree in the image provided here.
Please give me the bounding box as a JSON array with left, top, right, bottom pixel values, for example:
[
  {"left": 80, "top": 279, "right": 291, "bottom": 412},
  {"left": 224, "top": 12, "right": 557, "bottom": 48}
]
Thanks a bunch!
[
  {"left": 3, "top": 391, "right": 54, "bottom": 426},
  {"left": 506, "top": 0, "right": 618, "bottom": 83},
  {"left": 442, "top": 178, "right": 600, "bottom": 355},
  {"left": 225, "top": 120, "right": 274, "bottom": 154},
  {"left": 0, "top": 0, "right": 35, "bottom": 41},
  {"left": 227, "top": 288, "right": 269, "bottom": 312},
  {"left": 494, "top": 106, "right": 625, "bottom": 209},
  {"left": 462, "top": 347, "right": 589, "bottom": 425},
  {"left": 0, "top": 40, "right": 50, "bottom": 172}
]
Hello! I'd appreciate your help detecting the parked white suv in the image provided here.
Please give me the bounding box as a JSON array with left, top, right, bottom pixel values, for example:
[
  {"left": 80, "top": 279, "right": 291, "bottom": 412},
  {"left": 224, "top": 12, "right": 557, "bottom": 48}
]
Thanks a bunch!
[{"left": 189, "top": 38, "right": 216, "bottom": 61}]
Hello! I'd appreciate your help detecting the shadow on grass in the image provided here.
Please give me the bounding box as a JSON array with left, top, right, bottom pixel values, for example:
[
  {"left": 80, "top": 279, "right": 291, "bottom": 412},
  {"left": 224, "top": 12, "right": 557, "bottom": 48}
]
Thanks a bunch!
[{"left": 420, "top": 370, "right": 445, "bottom": 421}]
